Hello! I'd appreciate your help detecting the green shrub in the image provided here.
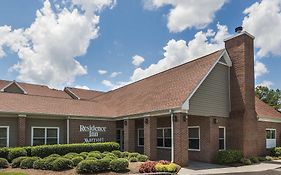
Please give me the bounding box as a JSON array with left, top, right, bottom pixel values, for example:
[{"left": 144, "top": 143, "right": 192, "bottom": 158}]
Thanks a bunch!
[
  {"left": 110, "top": 158, "right": 129, "bottom": 172},
  {"left": 88, "top": 152, "right": 102, "bottom": 159},
  {"left": 120, "top": 151, "right": 129, "bottom": 158},
  {"left": 30, "top": 142, "right": 119, "bottom": 158},
  {"left": 250, "top": 157, "right": 259, "bottom": 164},
  {"left": 0, "top": 158, "right": 9, "bottom": 169},
  {"left": 24, "top": 147, "right": 32, "bottom": 157},
  {"left": 34, "top": 157, "right": 58, "bottom": 170},
  {"left": 137, "top": 154, "right": 149, "bottom": 162},
  {"left": 103, "top": 152, "right": 116, "bottom": 158},
  {"left": 63, "top": 153, "right": 79, "bottom": 159},
  {"left": 85, "top": 157, "right": 98, "bottom": 161},
  {"left": 47, "top": 154, "right": 60, "bottom": 158},
  {"left": 129, "top": 157, "right": 138, "bottom": 162},
  {"left": 8, "top": 148, "right": 27, "bottom": 161},
  {"left": 240, "top": 158, "right": 252, "bottom": 165},
  {"left": 215, "top": 150, "right": 243, "bottom": 165},
  {"left": 128, "top": 152, "right": 140, "bottom": 159},
  {"left": 271, "top": 147, "right": 281, "bottom": 157},
  {"left": 265, "top": 156, "right": 273, "bottom": 161},
  {"left": 76, "top": 160, "right": 94, "bottom": 174},
  {"left": 97, "top": 158, "right": 111, "bottom": 171},
  {"left": 79, "top": 152, "right": 88, "bottom": 159},
  {"left": 11, "top": 157, "right": 27, "bottom": 168},
  {"left": 51, "top": 157, "right": 73, "bottom": 171},
  {"left": 0, "top": 148, "right": 9, "bottom": 160},
  {"left": 20, "top": 157, "right": 40, "bottom": 169},
  {"left": 72, "top": 156, "right": 84, "bottom": 166},
  {"left": 258, "top": 157, "right": 267, "bottom": 162},
  {"left": 111, "top": 150, "right": 122, "bottom": 158},
  {"left": 103, "top": 155, "right": 117, "bottom": 161},
  {"left": 155, "top": 163, "right": 177, "bottom": 173}
]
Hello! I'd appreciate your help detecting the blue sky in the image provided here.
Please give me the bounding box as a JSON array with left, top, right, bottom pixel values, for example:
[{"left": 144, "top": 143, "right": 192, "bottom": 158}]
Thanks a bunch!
[{"left": 0, "top": 0, "right": 280, "bottom": 91}]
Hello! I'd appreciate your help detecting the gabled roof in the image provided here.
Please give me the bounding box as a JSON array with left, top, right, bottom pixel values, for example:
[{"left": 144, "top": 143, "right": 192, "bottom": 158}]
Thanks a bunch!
[
  {"left": 0, "top": 80, "right": 72, "bottom": 99},
  {"left": 0, "top": 81, "right": 27, "bottom": 94},
  {"left": 92, "top": 49, "right": 225, "bottom": 117},
  {"left": 64, "top": 87, "right": 104, "bottom": 100},
  {"left": 256, "top": 97, "right": 281, "bottom": 120}
]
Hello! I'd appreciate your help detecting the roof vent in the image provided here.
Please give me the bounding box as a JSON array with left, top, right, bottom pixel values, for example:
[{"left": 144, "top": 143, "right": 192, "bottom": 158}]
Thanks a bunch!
[{"left": 235, "top": 26, "right": 243, "bottom": 33}]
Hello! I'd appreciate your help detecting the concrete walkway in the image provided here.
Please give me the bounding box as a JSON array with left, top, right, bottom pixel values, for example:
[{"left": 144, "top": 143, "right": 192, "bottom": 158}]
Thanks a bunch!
[{"left": 179, "top": 160, "right": 281, "bottom": 175}]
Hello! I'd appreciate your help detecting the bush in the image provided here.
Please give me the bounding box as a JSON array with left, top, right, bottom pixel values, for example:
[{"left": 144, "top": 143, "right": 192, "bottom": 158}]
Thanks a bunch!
[
  {"left": 129, "top": 157, "right": 138, "bottom": 162},
  {"left": 102, "top": 152, "right": 116, "bottom": 158},
  {"left": 265, "top": 156, "right": 273, "bottom": 161},
  {"left": 8, "top": 148, "right": 27, "bottom": 161},
  {"left": 271, "top": 147, "right": 281, "bottom": 157},
  {"left": 240, "top": 158, "right": 252, "bottom": 165},
  {"left": 51, "top": 157, "right": 73, "bottom": 171},
  {"left": 0, "top": 158, "right": 9, "bottom": 169},
  {"left": 72, "top": 156, "right": 84, "bottom": 166},
  {"left": 76, "top": 160, "right": 99, "bottom": 174},
  {"left": 110, "top": 158, "right": 129, "bottom": 172},
  {"left": 258, "top": 157, "right": 267, "bottom": 162},
  {"left": 30, "top": 142, "right": 119, "bottom": 158},
  {"left": 137, "top": 154, "right": 149, "bottom": 162},
  {"left": 48, "top": 154, "right": 61, "bottom": 158},
  {"left": 120, "top": 151, "right": 129, "bottom": 158},
  {"left": 33, "top": 157, "right": 58, "bottom": 170},
  {"left": 103, "top": 155, "right": 117, "bottom": 161},
  {"left": 97, "top": 158, "right": 111, "bottom": 171},
  {"left": 128, "top": 152, "right": 140, "bottom": 159},
  {"left": 88, "top": 152, "right": 102, "bottom": 159},
  {"left": 112, "top": 150, "right": 122, "bottom": 158},
  {"left": 63, "top": 153, "right": 79, "bottom": 159},
  {"left": 139, "top": 161, "right": 157, "bottom": 173},
  {"left": 215, "top": 150, "right": 243, "bottom": 165},
  {"left": 11, "top": 157, "right": 27, "bottom": 168},
  {"left": 85, "top": 157, "right": 98, "bottom": 161},
  {"left": 79, "top": 152, "right": 88, "bottom": 159},
  {"left": 155, "top": 162, "right": 177, "bottom": 173},
  {"left": 0, "top": 148, "right": 9, "bottom": 160},
  {"left": 20, "top": 157, "right": 40, "bottom": 169},
  {"left": 250, "top": 157, "right": 259, "bottom": 164}
]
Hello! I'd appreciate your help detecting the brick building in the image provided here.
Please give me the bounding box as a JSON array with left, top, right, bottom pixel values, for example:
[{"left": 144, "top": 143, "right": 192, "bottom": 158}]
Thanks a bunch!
[{"left": 0, "top": 30, "right": 281, "bottom": 166}]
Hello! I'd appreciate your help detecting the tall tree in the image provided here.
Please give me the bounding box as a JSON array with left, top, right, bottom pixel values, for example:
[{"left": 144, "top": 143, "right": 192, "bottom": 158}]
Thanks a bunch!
[{"left": 255, "top": 86, "right": 281, "bottom": 112}]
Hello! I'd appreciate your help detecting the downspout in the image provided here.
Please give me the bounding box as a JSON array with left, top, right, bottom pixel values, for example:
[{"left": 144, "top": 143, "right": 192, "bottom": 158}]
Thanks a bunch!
[
  {"left": 67, "top": 117, "right": 70, "bottom": 144},
  {"left": 170, "top": 110, "right": 174, "bottom": 163}
]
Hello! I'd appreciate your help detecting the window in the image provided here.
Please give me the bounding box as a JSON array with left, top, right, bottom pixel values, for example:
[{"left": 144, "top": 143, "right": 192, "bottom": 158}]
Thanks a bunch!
[
  {"left": 188, "top": 126, "right": 200, "bottom": 151},
  {"left": 138, "top": 129, "right": 144, "bottom": 147},
  {"left": 0, "top": 126, "right": 9, "bottom": 147},
  {"left": 266, "top": 129, "right": 276, "bottom": 149},
  {"left": 219, "top": 126, "right": 226, "bottom": 150},
  {"left": 116, "top": 129, "right": 124, "bottom": 151},
  {"left": 157, "top": 128, "right": 171, "bottom": 148},
  {"left": 32, "top": 127, "right": 59, "bottom": 146}
]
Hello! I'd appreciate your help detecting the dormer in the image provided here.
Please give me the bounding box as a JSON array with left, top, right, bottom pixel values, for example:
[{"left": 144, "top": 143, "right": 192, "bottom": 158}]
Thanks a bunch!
[{"left": 0, "top": 81, "right": 27, "bottom": 94}]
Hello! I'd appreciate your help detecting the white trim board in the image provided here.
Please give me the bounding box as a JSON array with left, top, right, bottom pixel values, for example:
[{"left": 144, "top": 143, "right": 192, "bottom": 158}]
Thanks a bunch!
[{"left": 0, "top": 81, "right": 27, "bottom": 94}]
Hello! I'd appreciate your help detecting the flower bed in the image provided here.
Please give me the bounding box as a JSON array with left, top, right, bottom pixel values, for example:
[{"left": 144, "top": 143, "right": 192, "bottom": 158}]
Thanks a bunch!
[{"left": 139, "top": 160, "right": 180, "bottom": 174}]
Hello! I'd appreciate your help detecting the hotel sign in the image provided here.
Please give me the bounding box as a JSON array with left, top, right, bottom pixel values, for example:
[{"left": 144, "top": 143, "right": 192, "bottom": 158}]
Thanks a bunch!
[{"left": 79, "top": 125, "right": 107, "bottom": 143}]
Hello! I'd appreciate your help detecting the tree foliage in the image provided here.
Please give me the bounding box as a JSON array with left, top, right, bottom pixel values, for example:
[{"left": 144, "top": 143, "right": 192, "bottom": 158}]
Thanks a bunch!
[{"left": 255, "top": 86, "right": 281, "bottom": 112}]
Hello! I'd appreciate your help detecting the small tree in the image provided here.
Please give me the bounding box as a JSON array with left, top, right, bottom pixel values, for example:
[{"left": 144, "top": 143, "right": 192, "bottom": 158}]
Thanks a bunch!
[{"left": 255, "top": 86, "right": 281, "bottom": 112}]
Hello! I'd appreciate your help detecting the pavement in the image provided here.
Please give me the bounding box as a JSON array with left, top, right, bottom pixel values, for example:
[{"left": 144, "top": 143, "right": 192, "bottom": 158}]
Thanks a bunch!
[{"left": 178, "top": 160, "right": 281, "bottom": 175}]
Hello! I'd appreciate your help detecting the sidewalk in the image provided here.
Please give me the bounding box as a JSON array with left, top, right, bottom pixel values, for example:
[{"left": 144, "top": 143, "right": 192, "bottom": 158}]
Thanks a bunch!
[{"left": 179, "top": 160, "right": 281, "bottom": 175}]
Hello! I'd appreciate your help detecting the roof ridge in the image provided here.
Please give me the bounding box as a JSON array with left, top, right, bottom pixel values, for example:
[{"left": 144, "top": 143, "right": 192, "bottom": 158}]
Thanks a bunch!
[
  {"left": 90, "top": 49, "right": 224, "bottom": 101},
  {"left": 66, "top": 87, "right": 104, "bottom": 93}
]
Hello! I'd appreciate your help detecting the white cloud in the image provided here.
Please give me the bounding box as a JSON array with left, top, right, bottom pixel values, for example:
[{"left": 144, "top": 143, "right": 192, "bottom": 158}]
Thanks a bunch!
[
  {"left": 257, "top": 80, "right": 273, "bottom": 88},
  {"left": 98, "top": 70, "right": 108, "bottom": 75},
  {"left": 74, "top": 85, "right": 90, "bottom": 90},
  {"left": 110, "top": 71, "right": 122, "bottom": 78},
  {"left": 0, "top": 0, "right": 115, "bottom": 88},
  {"left": 243, "top": 0, "right": 281, "bottom": 57},
  {"left": 132, "top": 55, "right": 145, "bottom": 66},
  {"left": 102, "top": 80, "right": 114, "bottom": 88},
  {"left": 130, "top": 24, "right": 230, "bottom": 82},
  {"left": 254, "top": 61, "right": 268, "bottom": 78},
  {"left": 144, "top": 0, "right": 226, "bottom": 32},
  {"left": 102, "top": 79, "right": 129, "bottom": 90}
]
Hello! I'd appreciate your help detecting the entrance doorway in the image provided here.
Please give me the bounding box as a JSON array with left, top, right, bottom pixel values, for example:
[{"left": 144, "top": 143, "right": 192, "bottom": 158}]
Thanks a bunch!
[{"left": 116, "top": 128, "right": 124, "bottom": 151}]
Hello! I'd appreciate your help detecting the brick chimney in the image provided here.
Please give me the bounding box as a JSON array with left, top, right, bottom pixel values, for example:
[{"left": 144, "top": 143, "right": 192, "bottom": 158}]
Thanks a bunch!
[{"left": 224, "top": 28, "right": 258, "bottom": 157}]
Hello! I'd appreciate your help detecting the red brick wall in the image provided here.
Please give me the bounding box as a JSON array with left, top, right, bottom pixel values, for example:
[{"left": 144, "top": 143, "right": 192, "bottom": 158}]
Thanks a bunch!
[{"left": 0, "top": 116, "right": 18, "bottom": 147}]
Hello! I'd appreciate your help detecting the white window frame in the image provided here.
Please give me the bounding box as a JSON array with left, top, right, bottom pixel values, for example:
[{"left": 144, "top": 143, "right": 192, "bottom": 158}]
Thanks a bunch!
[
  {"left": 137, "top": 128, "right": 144, "bottom": 147},
  {"left": 219, "top": 126, "right": 226, "bottom": 150},
  {"left": 31, "top": 127, "right": 59, "bottom": 146},
  {"left": 0, "top": 126, "right": 9, "bottom": 147},
  {"left": 266, "top": 128, "right": 276, "bottom": 149},
  {"left": 116, "top": 128, "right": 124, "bottom": 151},
  {"left": 188, "top": 126, "right": 200, "bottom": 151},
  {"left": 157, "top": 127, "right": 171, "bottom": 149}
]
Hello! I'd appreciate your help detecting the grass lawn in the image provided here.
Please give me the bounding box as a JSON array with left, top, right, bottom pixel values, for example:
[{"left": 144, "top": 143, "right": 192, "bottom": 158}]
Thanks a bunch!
[{"left": 0, "top": 173, "right": 28, "bottom": 175}]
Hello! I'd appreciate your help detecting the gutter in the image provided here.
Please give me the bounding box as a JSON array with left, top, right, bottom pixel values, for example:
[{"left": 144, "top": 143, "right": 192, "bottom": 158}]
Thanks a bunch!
[{"left": 170, "top": 110, "right": 174, "bottom": 163}]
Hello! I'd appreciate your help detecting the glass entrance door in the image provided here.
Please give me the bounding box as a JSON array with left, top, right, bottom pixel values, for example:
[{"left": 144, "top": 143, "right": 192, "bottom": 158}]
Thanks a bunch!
[{"left": 116, "top": 129, "right": 124, "bottom": 151}]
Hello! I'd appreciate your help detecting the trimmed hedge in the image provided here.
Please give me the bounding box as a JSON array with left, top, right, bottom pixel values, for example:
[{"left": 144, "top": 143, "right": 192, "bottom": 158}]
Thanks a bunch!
[
  {"left": 31, "top": 142, "right": 119, "bottom": 158},
  {"left": 0, "top": 158, "right": 9, "bottom": 169},
  {"left": 8, "top": 148, "right": 27, "bottom": 161},
  {"left": 20, "top": 157, "right": 40, "bottom": 169},
  {"left": 51, "top": 157, "right": 73, "bottom": 171},
  {"left": 271, "top": 147, "right": 281, "bottom": 157},
  {"left": 215, "top": 150, "right": 243, "bottom": 165},
  {"left": 155, "top": 162, "right": 177, "bottom": 173},
  {"left": 33, "top": 157, "right": 58, "bottom": 170},
  {"left": 137, "top": 154, "right": 149, "bottom": 162},
  {"left": 110, "top": 158, "right": 129, "bottom": 172},
  {"left": 0, "top": 148, "right": 9, "bottom": 160},
  {"left": 72, "top": 156, "right": 84, "bottom": 166},
  {"left": 11, "top": 157, "right": 27, "bottom": 168}
]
